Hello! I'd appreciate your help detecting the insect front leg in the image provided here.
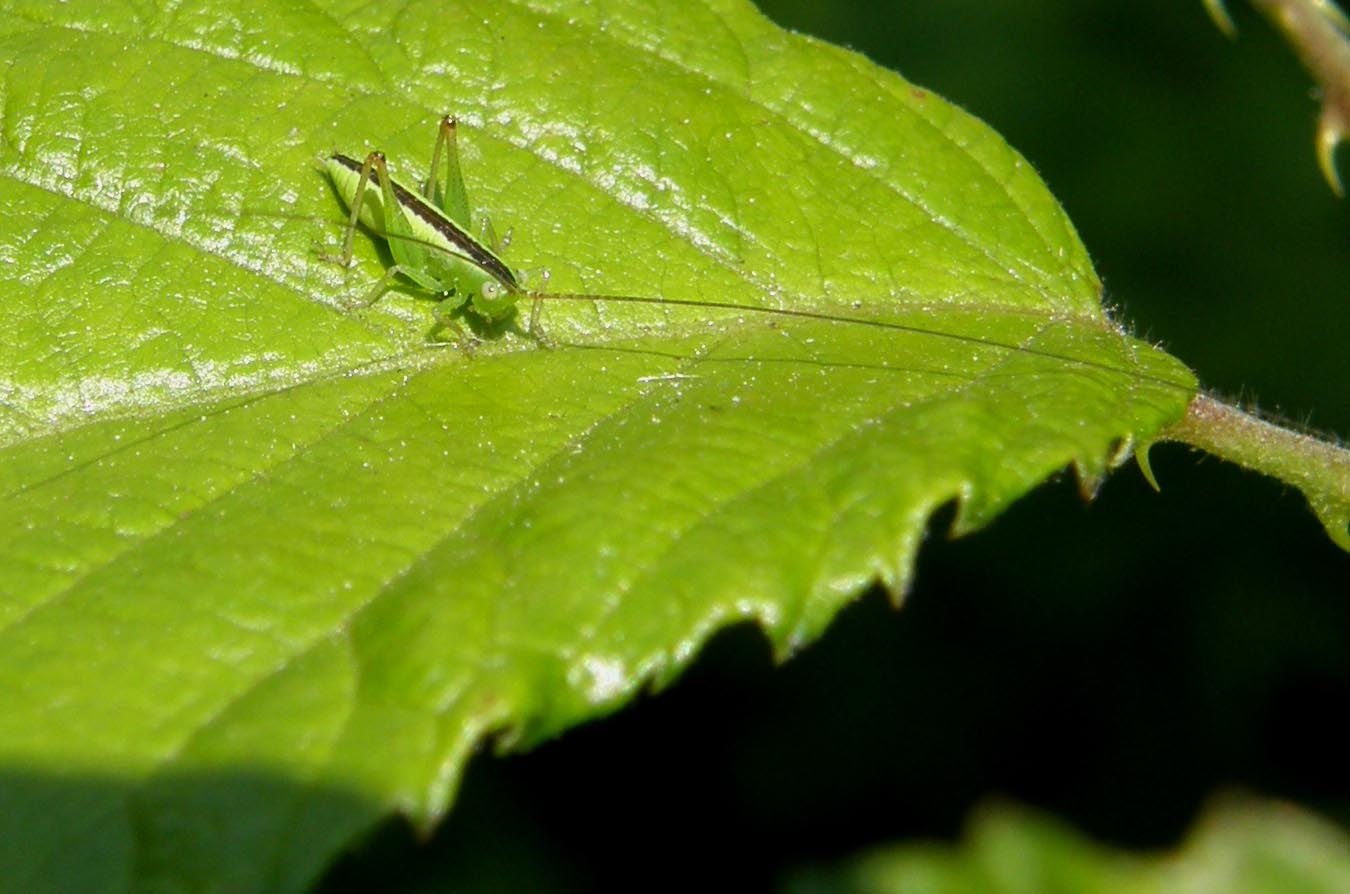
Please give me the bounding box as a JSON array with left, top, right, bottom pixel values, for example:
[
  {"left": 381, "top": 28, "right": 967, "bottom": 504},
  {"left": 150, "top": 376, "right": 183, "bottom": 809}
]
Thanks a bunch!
[
  {"left": 526, "top": 294, "right": 553, "bottom": 349},
  {"left": 522, "top": 269, "right": 554, "bottom": 348},
  {"left": 429, "top": 295, "right": 476, "bottom": 352}
]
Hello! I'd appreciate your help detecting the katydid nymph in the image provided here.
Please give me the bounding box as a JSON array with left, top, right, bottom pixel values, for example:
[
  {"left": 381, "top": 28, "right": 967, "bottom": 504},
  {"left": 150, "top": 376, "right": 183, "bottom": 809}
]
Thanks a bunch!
[
  {"left": 323, "top": 115, "right": 544, "bottom": 344},
  {"left": 323, "top": 117, "right": 899, "bottom": 349},
  {"left": 318, "top": 118, "right": 1147, "bottom": 382},
  {"left": 322, "top": 117, "right": 898, "bottom": 351}
]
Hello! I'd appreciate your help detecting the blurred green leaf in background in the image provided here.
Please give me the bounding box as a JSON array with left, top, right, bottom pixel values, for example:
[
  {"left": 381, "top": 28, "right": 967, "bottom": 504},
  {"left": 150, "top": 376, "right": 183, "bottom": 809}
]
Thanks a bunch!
[{"left": 787, "top": 795, "right": 1350, "bottom": 894}]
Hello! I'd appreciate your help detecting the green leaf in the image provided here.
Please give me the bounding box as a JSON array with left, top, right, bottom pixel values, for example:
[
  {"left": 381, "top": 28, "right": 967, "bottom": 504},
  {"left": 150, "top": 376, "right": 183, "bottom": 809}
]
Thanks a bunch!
[
  {"left": 0, "top": 0, "right": 1194, "bottom": 891},
  {"left": 785, "top": 795, "right": 1350, "bottom": 894}
]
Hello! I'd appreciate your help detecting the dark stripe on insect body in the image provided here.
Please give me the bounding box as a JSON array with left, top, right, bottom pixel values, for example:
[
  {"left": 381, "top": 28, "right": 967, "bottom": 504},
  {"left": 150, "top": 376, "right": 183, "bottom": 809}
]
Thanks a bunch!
[{"left": 330, "top": 153, "right": 521, "bottom": 291}]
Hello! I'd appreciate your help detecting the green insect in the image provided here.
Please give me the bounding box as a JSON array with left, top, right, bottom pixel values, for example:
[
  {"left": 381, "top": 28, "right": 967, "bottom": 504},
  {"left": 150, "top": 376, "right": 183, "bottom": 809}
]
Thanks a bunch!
[
  {"left": 317, "top": 121, "right": 1186, "bottom": 401},
  {"left": 322, "top": 115, "right": 543, "bottom": 342},
  {"left": 318, "top": 119, "right": 1058, "bottom": 362},
  {"left": 321, "top": 118, "right": 905, "bottom": 350}
]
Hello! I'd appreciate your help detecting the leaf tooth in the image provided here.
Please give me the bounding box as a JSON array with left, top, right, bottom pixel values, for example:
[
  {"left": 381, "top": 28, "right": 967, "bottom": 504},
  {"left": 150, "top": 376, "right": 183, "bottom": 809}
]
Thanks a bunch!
[
  {"left": 1316, "top": 103, "right": 1346, "bottom": 196},
  {"left": 1134, "top": 441, "right": 1163, "bottom": 492},
  {"left": 1204, "top": 0, "right": 1239, "bottom": 38}
]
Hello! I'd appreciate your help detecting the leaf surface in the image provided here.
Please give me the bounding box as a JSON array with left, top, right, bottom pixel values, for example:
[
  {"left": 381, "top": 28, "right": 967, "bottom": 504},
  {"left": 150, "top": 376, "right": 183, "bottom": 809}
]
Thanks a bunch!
[{"left": 0, "top": 1, "right": 1194, "bottom": 891}]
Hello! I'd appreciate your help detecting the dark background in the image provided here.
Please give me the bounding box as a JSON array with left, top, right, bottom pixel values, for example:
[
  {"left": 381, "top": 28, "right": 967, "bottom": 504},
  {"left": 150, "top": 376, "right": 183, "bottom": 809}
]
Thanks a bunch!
[{"left": 323, "top": 2, "right": 1349, "bottom": 890}]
